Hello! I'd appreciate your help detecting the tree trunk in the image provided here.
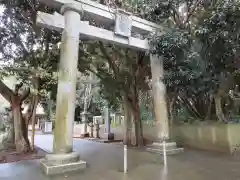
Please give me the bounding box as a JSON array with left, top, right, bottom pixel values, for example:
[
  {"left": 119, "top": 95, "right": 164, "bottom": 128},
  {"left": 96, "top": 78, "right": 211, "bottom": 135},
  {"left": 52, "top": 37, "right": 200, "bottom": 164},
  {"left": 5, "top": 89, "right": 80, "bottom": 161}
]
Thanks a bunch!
[
  {"left": 215, "top": 95, "right": 227, "bottom": 122},
  {"left": 12, "top": 104, "right": 31, "bottom": 153},
  {"left": 169, "top": 96, "right": 176, "bottom": 138},
  {"left": 205, "top": 95, "right": 213, "bottom": 120},
  {"left": 214, "top": 74, "right": 234, "bottom": 122},
  {"left": 30, "top": 75, "right": 39, "bottom": 150},
  {"left": 0, "top": 80, "right": 31, "bottom": 153},
  {"left": 123, "top": 97, "right": 131, "bottom": 145},
  {"left": 1, "top": 113, "right": 15, "bottom": 150},
  {"left": 131, "top": 101, "right": 144, "bottom": 147},
  {"left": 31, "top": 95, "right": 38, "bottom": 150}
]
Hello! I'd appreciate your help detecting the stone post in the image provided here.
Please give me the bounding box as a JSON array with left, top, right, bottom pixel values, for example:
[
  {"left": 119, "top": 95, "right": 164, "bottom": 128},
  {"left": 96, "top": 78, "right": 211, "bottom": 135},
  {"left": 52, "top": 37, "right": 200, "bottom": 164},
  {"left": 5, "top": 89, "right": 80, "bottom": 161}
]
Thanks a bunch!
[
  {"left": 112, "top": 114, "right": 116, "bottom": 124},
  {"left": 80, "top": 111, "right": 90, "bottom": 137},
  {"left": 40, "top": 4, "right": 86, "bottom": 175},
  {"left": 103, "top": 106, "right": 114, "bottom": 140},
  {"left": 89, "top": 122, "right": 94, "bottom": 138},
  {"left": 150, "top": 54, "right": 169, "bottom": 140},
  {"left": 95, "top": 119, "right": 100, "bottom": 138},
  {"left": 115, "top": 112, "right": 122, "bottom": 124}
]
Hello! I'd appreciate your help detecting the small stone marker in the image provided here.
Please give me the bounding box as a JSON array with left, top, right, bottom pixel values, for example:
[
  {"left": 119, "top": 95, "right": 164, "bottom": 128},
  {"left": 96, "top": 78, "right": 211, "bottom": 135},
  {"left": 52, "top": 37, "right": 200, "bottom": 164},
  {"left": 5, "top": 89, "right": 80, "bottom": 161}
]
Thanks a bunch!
[
  {"left": 89, "top": 122, "right": 94, "bottom": 138},
  {"left": 103, "top": 106, "right": 114, "bottom": 140}
]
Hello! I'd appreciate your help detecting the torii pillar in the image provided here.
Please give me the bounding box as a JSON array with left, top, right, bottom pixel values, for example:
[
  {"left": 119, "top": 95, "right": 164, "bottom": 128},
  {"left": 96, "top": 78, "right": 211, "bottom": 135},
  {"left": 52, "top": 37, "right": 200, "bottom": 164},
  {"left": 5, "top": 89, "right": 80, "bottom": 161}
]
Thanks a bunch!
[
  {"left": 40, "top": 4, "right": 86, "bottom": 175},
  {"left": 146, "top": 54, "right": 184, "bottom": 155}
]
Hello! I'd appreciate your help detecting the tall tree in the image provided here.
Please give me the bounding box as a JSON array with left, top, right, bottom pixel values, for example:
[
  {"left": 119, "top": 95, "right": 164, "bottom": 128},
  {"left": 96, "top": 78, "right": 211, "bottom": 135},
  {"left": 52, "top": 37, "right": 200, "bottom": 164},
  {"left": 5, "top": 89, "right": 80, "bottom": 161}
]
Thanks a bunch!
[
  {"left": 147, "top": 0, "right": 240, "bottom": 123},
  {"left": 0, "top": 0, "right": 61, "bottom": 152},
  {"left": 86, "top": 41, "right": 150, "bottom": 146}
]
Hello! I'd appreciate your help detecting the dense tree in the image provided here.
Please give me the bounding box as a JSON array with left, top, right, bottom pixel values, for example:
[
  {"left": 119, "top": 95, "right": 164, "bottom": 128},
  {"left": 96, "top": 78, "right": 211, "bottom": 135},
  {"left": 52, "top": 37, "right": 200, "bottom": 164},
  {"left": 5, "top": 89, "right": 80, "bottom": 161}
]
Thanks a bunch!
[
  {"left": 0, "top": 0, "right": 61, "bottom": 152},
  {"left": 148, "top": 0, "right": 240, "bottom": 123},
  {"left": 3, "top": 0, "right": 239, "bottom": 151},
  {"left": 85, "top": 41, "right": 150, "bottom": 146}
]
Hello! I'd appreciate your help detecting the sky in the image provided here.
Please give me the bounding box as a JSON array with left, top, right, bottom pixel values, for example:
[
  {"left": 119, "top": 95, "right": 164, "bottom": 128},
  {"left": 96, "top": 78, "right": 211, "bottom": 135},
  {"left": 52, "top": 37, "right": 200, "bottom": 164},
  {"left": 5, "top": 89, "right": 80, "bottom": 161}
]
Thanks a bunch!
[
  {"left": 0, "top": 5, "right": 16, "bottom": 66},
  {"left": 0, "top": 5, "right": 4, "bottom": 64},
  {"left": 0, "top": 5, "right": 3, "bottom": 15}
]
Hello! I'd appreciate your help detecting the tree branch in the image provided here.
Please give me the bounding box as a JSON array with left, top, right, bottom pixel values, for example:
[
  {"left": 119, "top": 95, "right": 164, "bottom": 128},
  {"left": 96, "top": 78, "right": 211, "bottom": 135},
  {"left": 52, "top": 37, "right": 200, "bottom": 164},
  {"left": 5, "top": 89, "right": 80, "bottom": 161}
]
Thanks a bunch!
[
  {"left": 98, "top": 42, "right": 119, "bottom": 79},
  {"left": 0, "top": 80, "right": 14, "bottom": 103},
  {"left": 135, "top": 52, "right": 147, "bottom": 82},
  {"left": 14, "top": 82, "right": 23, "bottom": 94},
  {"left": 20, "top": 87, "right": 30, "bottom": 102},
  {"left": 185, "top": 0, "right": 202, "bottom": 25}
]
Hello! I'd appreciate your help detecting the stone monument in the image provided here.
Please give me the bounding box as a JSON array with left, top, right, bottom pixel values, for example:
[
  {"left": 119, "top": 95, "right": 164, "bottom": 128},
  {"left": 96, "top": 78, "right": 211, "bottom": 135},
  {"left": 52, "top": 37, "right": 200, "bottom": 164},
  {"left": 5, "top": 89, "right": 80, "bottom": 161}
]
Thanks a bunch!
[
  {"left": 94, "top": 119, "right": 100, "bottom": 139},
  {"left": 80, "top": 111, "right": 90, "bottom": 137},
  {"left": 103, "top": 106, "right": 114, "bottom": 140}
]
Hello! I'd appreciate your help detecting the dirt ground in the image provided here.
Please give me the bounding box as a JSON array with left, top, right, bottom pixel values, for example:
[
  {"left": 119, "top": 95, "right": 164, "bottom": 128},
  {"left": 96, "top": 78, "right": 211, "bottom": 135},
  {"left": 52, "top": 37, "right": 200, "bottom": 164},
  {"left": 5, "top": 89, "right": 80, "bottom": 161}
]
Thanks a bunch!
[{"left": 0, "top": 146, "right": 46, "bottom": 164}]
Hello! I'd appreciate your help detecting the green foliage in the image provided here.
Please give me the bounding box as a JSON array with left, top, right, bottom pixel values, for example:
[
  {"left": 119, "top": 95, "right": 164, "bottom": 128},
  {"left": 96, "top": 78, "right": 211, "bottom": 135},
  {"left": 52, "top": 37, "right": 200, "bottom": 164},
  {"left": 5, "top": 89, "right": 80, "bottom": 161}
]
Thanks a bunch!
[
  {"left": 0, "top": 0, "right": 93, "bottom": 104},
  {"left": 0, "top": 0, "right": 62, "bottom": 101},
  {"left": 139, "top": 90, "right": 154, "bottom": 121},
  {"left": 5, "top": 0, "right": 240, "bottom": 125},
  {"left": 84, "top": 40, "right": 150, "bottom": 113},
  {"left": 194, "top": 0, "right": 240, "bottom": 79},
  {"left": 148, "top": 0, "right": 240, "bottom": 122}
]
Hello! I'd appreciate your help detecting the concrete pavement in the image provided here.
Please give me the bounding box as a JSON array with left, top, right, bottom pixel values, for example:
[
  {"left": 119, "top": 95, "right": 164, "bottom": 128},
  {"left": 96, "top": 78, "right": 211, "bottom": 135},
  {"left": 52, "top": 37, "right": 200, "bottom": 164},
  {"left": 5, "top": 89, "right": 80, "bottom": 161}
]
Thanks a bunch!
[{"left": 1, "top": 135, "right": 240, "bottom": 180}]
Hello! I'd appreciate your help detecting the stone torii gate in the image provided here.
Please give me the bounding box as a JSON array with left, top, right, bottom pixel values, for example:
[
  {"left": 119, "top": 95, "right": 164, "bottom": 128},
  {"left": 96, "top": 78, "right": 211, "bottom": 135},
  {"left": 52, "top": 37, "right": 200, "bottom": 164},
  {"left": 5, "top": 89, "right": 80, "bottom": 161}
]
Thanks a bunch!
[{"left": 37, "top": 0, "right": 180, "bottom": 175}]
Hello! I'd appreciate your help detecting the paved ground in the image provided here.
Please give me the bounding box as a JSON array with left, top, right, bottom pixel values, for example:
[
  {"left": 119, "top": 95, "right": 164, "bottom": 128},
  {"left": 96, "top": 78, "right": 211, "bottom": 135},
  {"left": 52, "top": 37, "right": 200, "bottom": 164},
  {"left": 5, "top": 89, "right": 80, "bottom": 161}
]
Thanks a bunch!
[{"left": 1, "top": 134, "right": 240, "bottom": 180}]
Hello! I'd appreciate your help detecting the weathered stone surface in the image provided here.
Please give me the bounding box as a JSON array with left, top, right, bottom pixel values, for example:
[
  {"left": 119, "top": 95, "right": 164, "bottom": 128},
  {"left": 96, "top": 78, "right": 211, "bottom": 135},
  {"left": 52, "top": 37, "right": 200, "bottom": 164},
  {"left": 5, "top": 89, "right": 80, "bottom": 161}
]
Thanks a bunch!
[
  {"left": 81, "top": 111, "right": 91, "bottom": 137},
  {"left": 53, "top": 6, "right": 81, "bottom": 154},
  {"left": 150, "top": 54, "right": 169, "bottom": 140},
  {"left": 40, "top": 152, "right": 87, "bottom": 175},
  {"left": 40, "top": 159, "right": 86, "bottom": 175},
  {"left": 45, "top": 152, "right": 80, "bottom": 165},
  {"left": 146, "top": 141, "right": 184, "bottom": 155}
]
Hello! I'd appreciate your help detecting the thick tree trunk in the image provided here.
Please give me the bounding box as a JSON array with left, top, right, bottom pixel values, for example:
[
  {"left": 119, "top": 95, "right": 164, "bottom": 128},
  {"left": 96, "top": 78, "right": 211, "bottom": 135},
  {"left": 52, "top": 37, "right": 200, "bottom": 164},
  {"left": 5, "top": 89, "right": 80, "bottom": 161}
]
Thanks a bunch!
[
  {"left": 12, "top": 104, "right": 31, "bottom": 153},
  {"left": 215, "top": 95, "right": 227, "bottom": 122},
  {"left": 131, "top": 101, "right": 144, "bottom": 147},
  {"left": 214, "top": 75, "right": 234, "bottom": 122},
  {"left": 130, "top": 69, "right": 144, "bottom": 147},
  {"left": 1, "top": 113, "right": 15, "bottom": 150},
  {"left": 0, "top": 80, "right": 31, "bottom": 153}
]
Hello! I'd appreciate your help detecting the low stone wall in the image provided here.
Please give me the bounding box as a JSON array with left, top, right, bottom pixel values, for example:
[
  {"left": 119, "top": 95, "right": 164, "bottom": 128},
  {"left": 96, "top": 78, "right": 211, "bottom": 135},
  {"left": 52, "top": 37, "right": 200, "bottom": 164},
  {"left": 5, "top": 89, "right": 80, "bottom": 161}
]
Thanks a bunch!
[
  {"left": 111, "top": 121, "right": 158, "bottom": 142},
  {"left": 112, "top": 121, "right": 240, "bottom": 154},
  {"left": 172, "top": 123, "right": 240, "bottom": 154},
  {"left": 141, "top": 122, "right": 240, "bottom": 154}
]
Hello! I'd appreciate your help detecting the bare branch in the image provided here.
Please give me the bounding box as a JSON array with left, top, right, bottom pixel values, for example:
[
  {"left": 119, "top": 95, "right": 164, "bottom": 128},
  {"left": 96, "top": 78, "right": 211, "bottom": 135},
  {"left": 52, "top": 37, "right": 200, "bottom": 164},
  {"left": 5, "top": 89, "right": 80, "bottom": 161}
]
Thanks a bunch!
[{"left": 98, "top": 42, "right": 118, "bottom": 78}]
